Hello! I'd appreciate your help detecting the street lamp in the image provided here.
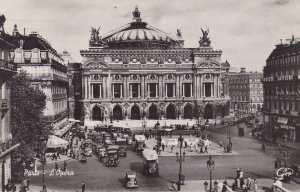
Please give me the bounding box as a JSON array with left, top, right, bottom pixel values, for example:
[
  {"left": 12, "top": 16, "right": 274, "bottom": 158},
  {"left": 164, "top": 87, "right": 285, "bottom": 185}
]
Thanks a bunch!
[
  {"left": 206, "top": 155, "right": 215, "bottom": 192},
  {"left": 176, "top": 134, "right": 186, "bottom": 188},
  {"left": 38, "top": 136, "right": 48, "bottom": 192},
  {"left": 227, "top": 126, "right": 232, "bottom": 153}
]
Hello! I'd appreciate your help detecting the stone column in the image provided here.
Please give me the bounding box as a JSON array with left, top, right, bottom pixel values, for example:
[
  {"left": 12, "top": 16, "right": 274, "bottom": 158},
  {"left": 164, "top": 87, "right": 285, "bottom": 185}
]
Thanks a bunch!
[
  {"left": 176, "top": 75, "right": 180, "bottom": 98},
  {"left": 183, "top": 83, "right": 185, "bottom": 97},
  {"left": 159, "top": 75, "right": 162, "bottom": 98},
  {"left": 193, "top": 74, "right": 197, "bottom": 99},
  {"left": 179, "top": 75, "right": 182, "bottom": 98},
  {"left": 162, "top": 75, "right": 165, "bottom": 98},
  {"left": 141, "top": 75, "right": 144, "bottom": 98},
  {"left": 126, "top": 75, "right": 130, "bottom": 98},
  {"left": 102, "top": 76, "right": 106, "bottom": 98},
  {"left": 100, "top": 84, "right": 102, "bottom": 98},
  {"left": 190, "top": 83, "right": 193, "bottom": 97},
  {"left": 84, "top": 75, "right": 87, "bottom": 99}
]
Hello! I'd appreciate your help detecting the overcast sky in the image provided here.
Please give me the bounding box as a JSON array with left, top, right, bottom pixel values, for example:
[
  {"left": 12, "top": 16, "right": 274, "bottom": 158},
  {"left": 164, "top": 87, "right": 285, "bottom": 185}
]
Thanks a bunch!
[{"left": 2, "top": 0, "right": 300, "bottom": 72}]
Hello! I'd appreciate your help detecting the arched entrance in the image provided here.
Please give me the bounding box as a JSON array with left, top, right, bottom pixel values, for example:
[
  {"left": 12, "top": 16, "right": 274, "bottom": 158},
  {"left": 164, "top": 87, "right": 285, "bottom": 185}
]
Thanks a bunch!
[
  {"left": 184, "top": 104, "right": 193, "bottom": 119},
  {"left": 149, "top": 105, "right": 159, "bottom": 119},
  {"left": 204, "top": 104, "right": 213, "bottom": 119},
  {"left": 166, "top": 104, "right": 176, "bottom": 119},
  {"left": 113, "top": 105, "right": 123, "bottom": 120},
  {"left": 92, "top": 106, "right": 103, "bottom": 121},
  {"left": 131, "top": 105, "right": 141, "bottom": 120}
]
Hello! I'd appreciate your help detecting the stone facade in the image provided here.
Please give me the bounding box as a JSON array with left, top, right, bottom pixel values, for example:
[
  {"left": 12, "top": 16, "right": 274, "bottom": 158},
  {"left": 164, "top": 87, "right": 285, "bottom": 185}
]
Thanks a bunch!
[
  {"left": 262, "top": 36, "right": 300, "bottom": 143},
  {"left": 0, "top": 15, "right": 19, "bottom": 191},
  {"left": 226, "top": 68, "right": 263, "bottom": 116},
  {"left": 8, "top": 26, "right": 69, "bottom": 130},
  {"left": 68, "top": 63, "right": 82, "bottom": 121},
  {"left": 80, "top": 7, "right": 230, "bottom": 127}
]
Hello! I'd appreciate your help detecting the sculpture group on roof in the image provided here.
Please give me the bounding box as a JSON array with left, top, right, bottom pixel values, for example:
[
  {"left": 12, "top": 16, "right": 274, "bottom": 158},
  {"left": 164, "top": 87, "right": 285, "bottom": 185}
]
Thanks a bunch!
[
  {"left": 199, "top": 28, "right": 211, "bottom": 47},
  {"left": 89, "top": 27, "right": 105, "bottom": 46}
]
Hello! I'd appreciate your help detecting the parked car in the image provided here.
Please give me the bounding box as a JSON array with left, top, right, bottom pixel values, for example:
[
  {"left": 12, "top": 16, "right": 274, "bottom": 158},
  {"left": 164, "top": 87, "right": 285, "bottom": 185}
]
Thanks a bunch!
[{"left": 84, "top": 147, "right": 93, "bottom": 157}]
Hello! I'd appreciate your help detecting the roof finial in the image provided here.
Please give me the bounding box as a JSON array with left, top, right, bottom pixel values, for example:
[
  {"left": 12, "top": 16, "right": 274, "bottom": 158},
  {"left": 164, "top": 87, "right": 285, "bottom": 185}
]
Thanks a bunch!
[{"left": 133, "top": 6, "right": 142, "bottom": 22}]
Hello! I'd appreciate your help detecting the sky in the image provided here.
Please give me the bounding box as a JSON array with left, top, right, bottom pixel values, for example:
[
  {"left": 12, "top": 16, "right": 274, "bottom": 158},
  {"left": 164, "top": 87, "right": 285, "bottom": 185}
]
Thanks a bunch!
[{"left": 2, "top": 0, "right": 300, "bottom": 72}]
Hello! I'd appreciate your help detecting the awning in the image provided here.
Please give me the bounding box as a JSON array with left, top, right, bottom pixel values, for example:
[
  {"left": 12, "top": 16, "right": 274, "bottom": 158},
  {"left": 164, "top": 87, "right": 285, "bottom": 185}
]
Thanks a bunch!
[
  {"left": 47, "top": 135, "right": 69, "bottom": 148},
  {"left": 277, "top": 117, "right": 288, "bottom": 124},
  {"left": 54, "top": 122, "right": 75, "bottom": 137},
  {"left": 0, "top": 143, "right": 20, "bottom": 159}
]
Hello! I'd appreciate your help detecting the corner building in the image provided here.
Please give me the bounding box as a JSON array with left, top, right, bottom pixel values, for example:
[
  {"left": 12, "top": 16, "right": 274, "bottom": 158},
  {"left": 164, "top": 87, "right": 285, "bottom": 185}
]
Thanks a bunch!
[
  {"left": 80, "top": 8, "right": 230, "bottom": 127},
  {"left": 262, "top": 36, "right": 300, "bottom": 143}
]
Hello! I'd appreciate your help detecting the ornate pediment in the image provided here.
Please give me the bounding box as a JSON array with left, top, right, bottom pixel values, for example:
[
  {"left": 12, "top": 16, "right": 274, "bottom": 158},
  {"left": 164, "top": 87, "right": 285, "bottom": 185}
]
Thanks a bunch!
[
  {"left": 83, "top": 60, "right": 109, "bottom": 69},
  {"left": 197, "top": 59, "right": 220, "bottom": 68}
]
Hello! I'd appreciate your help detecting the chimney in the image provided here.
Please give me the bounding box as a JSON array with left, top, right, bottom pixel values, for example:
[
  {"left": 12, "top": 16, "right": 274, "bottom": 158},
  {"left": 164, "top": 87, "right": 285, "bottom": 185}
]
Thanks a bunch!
[
  {"left": 240, "top": 68, "right": 246, "bottom": 73},
  {"left": 12, "top": 24, "right": 20, "bottom": 36}
]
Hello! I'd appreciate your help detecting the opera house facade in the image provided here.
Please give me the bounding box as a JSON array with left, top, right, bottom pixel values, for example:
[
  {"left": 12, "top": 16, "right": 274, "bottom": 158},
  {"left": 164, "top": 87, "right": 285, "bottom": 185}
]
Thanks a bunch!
[{"left": 80, "top": 7, "right": 230, "bottom": 126}]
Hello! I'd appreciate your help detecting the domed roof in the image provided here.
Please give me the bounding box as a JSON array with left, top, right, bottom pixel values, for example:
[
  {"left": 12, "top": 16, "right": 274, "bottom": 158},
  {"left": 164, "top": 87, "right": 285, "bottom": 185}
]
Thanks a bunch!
[{"left": 99, "top": 7, "right": 183, "bottom": 49}]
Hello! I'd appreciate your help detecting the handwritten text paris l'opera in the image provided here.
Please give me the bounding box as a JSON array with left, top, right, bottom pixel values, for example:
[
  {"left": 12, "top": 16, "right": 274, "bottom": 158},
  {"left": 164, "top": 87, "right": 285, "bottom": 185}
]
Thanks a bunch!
[{"left": 24, "top": 169, "right": 74, "bottom": 177}]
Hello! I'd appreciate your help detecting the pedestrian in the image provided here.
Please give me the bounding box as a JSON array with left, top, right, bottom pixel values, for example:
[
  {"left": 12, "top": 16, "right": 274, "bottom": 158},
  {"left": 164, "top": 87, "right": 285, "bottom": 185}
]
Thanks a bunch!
[
  {"left": 171, "top": 145, "right": 174, "bottom": 153},
  {"left": 81, "top": 182, "right": 85, "bottom": 192},
  {"left": 261, "top": 143, "right": 266, "bottom": 152},
  {"left": 184, "top": 141, "right": 188, "bottom": 148},
  {"left": 222, "top": 180, "right": 228, "bottom": 192},
  {"left": 247, "top": 177, "right": 252, "bottom": 190},
  {"left": 57, "top": 150, "right": 60, "bottom": 159},
  {"left": 253, "top": 179, "right": 257, "bottom": 191},
  {"left": 52, "top": 153, "right": 56, "bottom": 161},
  {"left": 219, "top": 141, "right": 223, "bottom": 148},
  {"left": 204, "top": 145, "right": 208, "bottom": 153},
  {"left": 63, "top": 160, "right": 67, "bottom": 171},
  {"left": 55, "top": 162, "right": 58, "bottom": 171},
  {"left": 162, "top": 143, "right": 165, "bottom": 152}
]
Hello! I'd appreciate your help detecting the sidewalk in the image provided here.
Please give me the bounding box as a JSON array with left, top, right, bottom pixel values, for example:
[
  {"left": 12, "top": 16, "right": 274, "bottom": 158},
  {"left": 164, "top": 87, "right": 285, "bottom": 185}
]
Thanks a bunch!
[
  {"left": 178, "top": 179, "right": 300, "bottom": 192},
  {"left": 265, "top": 136, "right": 300, "bottom": 152},
  {"left": 144, "top": 136, "right": 237, "bottom": 157}
]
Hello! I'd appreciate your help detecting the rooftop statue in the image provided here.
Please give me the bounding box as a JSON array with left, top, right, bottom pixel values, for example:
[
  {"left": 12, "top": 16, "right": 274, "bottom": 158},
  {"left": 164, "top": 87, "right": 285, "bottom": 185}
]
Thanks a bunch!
[
  {"left": 199, "top": 28, "right": 211, "bottom": 47},
  {"left": 176, "top": 29, "right": 182, "bottom": 38},
  {"left": 89, "top": 27, "right": 105, "bottom": 46}
]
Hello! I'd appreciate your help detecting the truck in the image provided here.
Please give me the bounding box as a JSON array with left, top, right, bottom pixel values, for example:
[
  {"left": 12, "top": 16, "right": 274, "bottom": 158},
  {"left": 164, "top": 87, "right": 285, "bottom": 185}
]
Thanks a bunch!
[
  {"left": 134, "top": 135, "right": 146, "bottom": 152},
  {"left": 142, "top": 149, "right": 159, "bottom": 175}
]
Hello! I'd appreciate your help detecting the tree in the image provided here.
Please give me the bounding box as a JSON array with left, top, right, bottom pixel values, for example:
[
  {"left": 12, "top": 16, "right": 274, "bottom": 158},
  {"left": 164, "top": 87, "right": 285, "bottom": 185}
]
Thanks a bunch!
[{"left": 10, "top": 71, "right": 49, "bottom": 172}]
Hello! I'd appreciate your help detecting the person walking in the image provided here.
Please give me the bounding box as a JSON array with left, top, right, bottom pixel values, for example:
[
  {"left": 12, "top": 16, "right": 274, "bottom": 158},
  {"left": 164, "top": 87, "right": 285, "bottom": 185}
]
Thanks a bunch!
[
  {"left": 261, "top": 143, "right": 266, "bottom": 152},
  {"left": 57, "top": 150, "right": 60, "bottom": 159},
  {"left": 184, "top": 141, "right": 188, "bottom": 149},
  {"left": 81, "top": 182, "right": 85, "bottom": 192},
  {"left": 171, "top": 145, "right": 174, "bottom": 153},
  {"left": 55, "top": 162, "right": 58, "bottom": 171},
  {"left": 204, "top": 145, "right": 208, "bottom": 153},
  {"left": 63, "top": 160, "right": 67, "bottom": 171},
  {"left": 162, "top": 143, "right": 165, "bottom": 152}
]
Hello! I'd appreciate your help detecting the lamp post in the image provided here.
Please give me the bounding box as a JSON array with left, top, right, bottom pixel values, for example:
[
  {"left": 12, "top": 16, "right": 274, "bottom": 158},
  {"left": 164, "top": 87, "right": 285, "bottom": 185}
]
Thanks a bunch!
[
  {"left": 110, "top": 111, "right": 113, "bottom": 124},
  {"left": 206, "top": 155, "right": 215, "bottom": 192},
  {"left": 176, "top": 134, "right": 186, "bottom": 188},
  {"left": 38, "top": 136, "right": 48, "bottom": 192}
]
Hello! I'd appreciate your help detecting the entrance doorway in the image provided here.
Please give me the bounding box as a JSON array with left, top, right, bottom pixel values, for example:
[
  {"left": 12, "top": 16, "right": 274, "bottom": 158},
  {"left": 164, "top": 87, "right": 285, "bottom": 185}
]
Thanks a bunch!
[
  {"left": 113, "top": 105, "right": 123, "bottom": 120},
  {"left": 149, "top": 105, "right": 159, "bottom": 119},
  {"left": 166, "top": 105, "right": 176, "bottom": 119},
  {"left": 92, "top": 106, "right": 103, "bottom": 121},
  {"left": 205, "top": 83, "right": 212, "bottom": 97},
  {"left": 204, "top": 104, "right": 213, "bottom": 119},
  {"left": 131, "top": 105, "right": 141, "bottom": 120},
  {"left": 184, "top": 104, "right": 193, "bottom": 119}
]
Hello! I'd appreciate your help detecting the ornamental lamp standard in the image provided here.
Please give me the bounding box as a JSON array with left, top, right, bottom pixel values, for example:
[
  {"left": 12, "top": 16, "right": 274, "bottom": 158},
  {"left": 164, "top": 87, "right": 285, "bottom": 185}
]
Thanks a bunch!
[
  {"left": 206, "top": 155, "right": 215, "bottom": 192},
  {"left": 176, "top": 134, "right": 186, "bottom": 188},
  {"left": 38, "top": 136, "right": 48, "bottom": 192}
]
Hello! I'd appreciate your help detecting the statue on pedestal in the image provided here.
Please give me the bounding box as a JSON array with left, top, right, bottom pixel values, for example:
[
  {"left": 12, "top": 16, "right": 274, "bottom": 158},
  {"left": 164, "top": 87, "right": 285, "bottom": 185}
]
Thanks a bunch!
[{"left": 199, "top": 28, "right": 211, "bottom": 47}]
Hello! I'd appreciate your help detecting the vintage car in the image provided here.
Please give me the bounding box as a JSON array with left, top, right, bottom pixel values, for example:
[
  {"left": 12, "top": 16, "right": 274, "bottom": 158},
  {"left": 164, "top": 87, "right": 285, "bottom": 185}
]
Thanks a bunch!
[
  {"left": 79, "top": 155, "right": 87, "bottom": 163},
  {"left": 84, "top": 147, "right": 93, "bottom": 157},
  {"left": 105, "top": 145, "right": 120, "bottom": 167},
  {"left": 98, "top": 147, "right": 107, "bottom": 161},
  {"left": 115, "top": 138, "right": 127, "bottom": 157},
  {"left": 142, "top": 149, "right": 159, "bottom": 175},
  {"left": 134, "top": 135, "right": 146, "bottom": 152},
  {"left": 104, "top": 139, "right": 113, "bottom": 146},
  {"left": 124, "top": 171, "right": 139, "bottom": 188}
]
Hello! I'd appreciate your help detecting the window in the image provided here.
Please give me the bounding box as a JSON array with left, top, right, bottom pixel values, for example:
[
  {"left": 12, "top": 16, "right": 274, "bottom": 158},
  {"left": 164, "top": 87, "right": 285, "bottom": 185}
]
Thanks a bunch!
[
  {"left": 131, "top": 83, "right": 139, "bottom": 98},
  {"left": 113, "top": 84, "right": 122, "bottom": 98},
  {"left": 166, "top": 83, "right": 175, "bottom": 97},
  {"left": 148, "top": 83, "right": 157, "bottom": 98},
  {"left": 183, "top": 83, "right": 192, "bottom": 97},
  {"left": 92, "top": 84, "right": 101, "bottom": 98}
]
